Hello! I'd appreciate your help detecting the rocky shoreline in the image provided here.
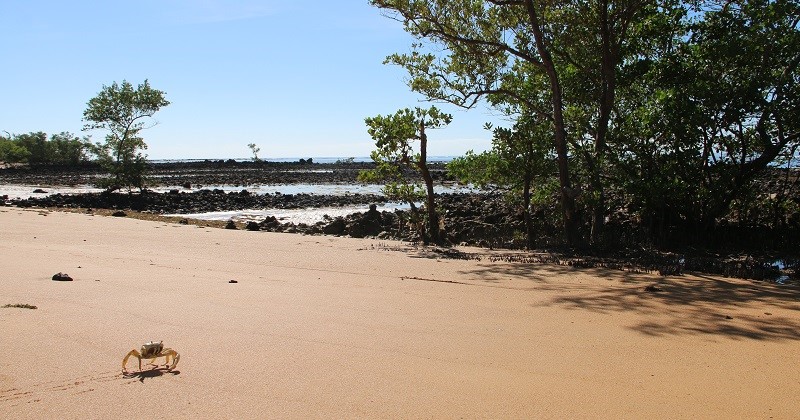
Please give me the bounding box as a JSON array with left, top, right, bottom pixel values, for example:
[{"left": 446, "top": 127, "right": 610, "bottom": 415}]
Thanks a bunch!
[
  {"left": 1, "top": 161, "right": 524, "bottom": 245},
  {"left": 2, "top": 160, "right": 796, "bottom": 282}
]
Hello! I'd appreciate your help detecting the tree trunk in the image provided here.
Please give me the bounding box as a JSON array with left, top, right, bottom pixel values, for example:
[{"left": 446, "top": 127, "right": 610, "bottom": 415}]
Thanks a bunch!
[
  {"left": 417, "top": 121, "right": 440, "bottom": 244},
  {"left": 590, "top": 0, "right": 617, "bottom": 246},
  {"left": 590, "top": 172, "right": 605, "bottom": 246},
  {"left": 525, "top": 0, "right": 580, "bottom": 247},
  {"left": 523, "top": 169, "right": 534, "bottom": 249}
]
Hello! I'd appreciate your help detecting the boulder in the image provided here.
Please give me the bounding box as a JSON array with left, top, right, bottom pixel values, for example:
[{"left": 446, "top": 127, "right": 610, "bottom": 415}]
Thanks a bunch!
[
  {"left": 347, "top": 212, "right": 384, "bottom": 238},
  {"left": 365, "top": 204, "right": 381, "bottom": 220},
  {"left": 323, "top": 217, "right": 346, "bottom": 235},
  {"left": 259, "top": 216, "right": 281, "bottom": 229}
]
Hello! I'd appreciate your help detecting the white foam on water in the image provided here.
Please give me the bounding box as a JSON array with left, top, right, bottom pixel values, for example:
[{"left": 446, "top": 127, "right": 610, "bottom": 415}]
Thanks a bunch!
[
  {"left": 0, "top": 184, "right": 104, "bottom": 200},
  {"left": 2, "top": 182, "right": 475, "bottom": 198},
  {"left": 1, "top": 182, "right": 472, "bottom": 224},
  {"left": 170, "top": 202, "right": 413, "bottom": 225},
  {"left": 148, "top": 183, "right": 388, "bottom": 196}
]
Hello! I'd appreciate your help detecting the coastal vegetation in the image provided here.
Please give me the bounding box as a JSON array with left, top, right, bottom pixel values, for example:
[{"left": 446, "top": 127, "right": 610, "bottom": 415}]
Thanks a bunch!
[
  {"left": 360, "top": 106, "right": 452, "bottom": 244},
  {"left": 0, "top": 131, "right": 93, "bottom": 166},
  {"left": 369, "top": 0, "right": 799, "bottom": 249},
  {"left": 82, "top": 79, "right": 169, "bottom": 191},
  {"left": 247, "top": 143, "right": 262, "bottom": 162},
  {"left": 1, "top": 80, "right": 170, "bottom": 190},
  {"left": 1, "top": 1, "right": 798, "bottom": 271}
]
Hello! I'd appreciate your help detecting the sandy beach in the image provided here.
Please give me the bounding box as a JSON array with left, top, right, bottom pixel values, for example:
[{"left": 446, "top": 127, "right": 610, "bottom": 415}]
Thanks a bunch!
[{"left": 1, "top": 207, "right": 798, "bottom": 418}]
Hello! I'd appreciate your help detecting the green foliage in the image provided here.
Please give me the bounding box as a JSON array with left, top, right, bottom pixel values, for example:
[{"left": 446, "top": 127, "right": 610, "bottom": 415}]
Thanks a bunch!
[
  {"left": 13, "top": 132, "right": 49, "bottom": 165},
  {"left": 83, "top": 79, "right": 169, "bottom": 191},
  {"left": 615, "top": 0, "right": 800, "bottom": 231},
  {"left": 372, "top": 0, "right": 664, "bottom": 245},
  {"left": 47, "top": 132, "right": 93, "bottom": 165},
  {"left": 361, "top": 106, "right": 451, "bottom": 192},
  {"left": 360, "top": 153, "right": 426, "bottom": 207},
  {"left": 89, "top": 135, "right": 149, "bottom": 190},
  {"left": 449, "top": 115, "right": 556, "bottom": 247},
  {"left": 364, "top": 107, "right": 452, "bottom": 159},
  {"left": 361, "top": 106, "right": 452, "bottom": 243},
  {"left": 247, "top": 143, "right": 261, "bottom": 162},
  {"left": 448, "top": 150, "right": 505, "bottom": 189},
  {"left": 373, "top": 0, "right": 800, "bottom": 249},
  {"left": 0, "top": 135, "right": 31, "bottom": 163},
  {"left": 0, "top": 131, "right": 92, "bottom": 165}
]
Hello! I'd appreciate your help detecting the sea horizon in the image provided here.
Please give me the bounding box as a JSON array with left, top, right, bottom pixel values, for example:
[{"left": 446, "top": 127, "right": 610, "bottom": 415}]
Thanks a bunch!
[{"left": 148, "top": 156, "right": 459, "bottom": 164}]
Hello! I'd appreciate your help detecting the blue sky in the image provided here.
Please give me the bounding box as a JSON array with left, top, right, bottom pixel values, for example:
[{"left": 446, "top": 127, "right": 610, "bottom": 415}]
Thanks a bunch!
[{"left": 0, "top": 1, "right": 500, "bottom": 159}]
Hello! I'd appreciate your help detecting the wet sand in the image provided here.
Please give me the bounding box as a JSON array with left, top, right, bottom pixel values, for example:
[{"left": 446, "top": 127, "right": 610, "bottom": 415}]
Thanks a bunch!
[{"left": 1, "top": 208, "right": 798, "bottom": 418}]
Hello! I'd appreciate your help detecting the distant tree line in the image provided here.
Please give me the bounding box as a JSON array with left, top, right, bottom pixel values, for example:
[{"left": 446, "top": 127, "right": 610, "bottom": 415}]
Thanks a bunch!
[
  {"left": 2, "top": 79, "right": 169, "bottom": 193},
  {"left": 0, "top": 131, "right": 94, "bottom": 166}
]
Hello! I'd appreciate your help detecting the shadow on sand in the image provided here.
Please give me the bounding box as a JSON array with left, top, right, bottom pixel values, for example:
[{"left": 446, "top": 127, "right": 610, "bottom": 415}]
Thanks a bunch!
[
  {"left": 123, "top": 368, "right": 181, "bottom": 383},
  {"left": 456, "top": 259, "right": 800, "bottom": 342}
]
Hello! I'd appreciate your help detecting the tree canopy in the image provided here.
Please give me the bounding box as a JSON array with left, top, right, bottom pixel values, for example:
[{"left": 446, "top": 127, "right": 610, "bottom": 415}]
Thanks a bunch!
[
  {"left": 360, "top": 106, "right": 452, "bottom": 243},
  {"left": 83, "top": 79, "right": 169, "bottom": 191},
  {"left": 372, "top": 0, "right": 800, "bottom": 251},
  {"left": 0, "top": 131, "right": 92, "bottom": 165}
]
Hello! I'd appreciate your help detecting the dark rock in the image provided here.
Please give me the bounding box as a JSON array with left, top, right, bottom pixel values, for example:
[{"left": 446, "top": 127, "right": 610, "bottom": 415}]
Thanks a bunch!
[
  {"left": 228, "top": 279, "right": 238, "bottom": 283},
  {"left": 245, "top": 221, "right": 260, "bottom": 231},
  {"left": 111, "top": 211, "right": 127, "bottom": 217},
  {"left": 365, "top": 204, "right": 381, "bottom": 220},
  {"left": 179, "top": 218, "right": 189, "bottom": 225},
  {"left": 52, "top": 272, "right": 73, "bottom": 281},
  {"left": 32, "top": 188, "right": 47, "bottom": 194},
  {"left": 225, "top": 220, "right": 238, "bottom": 230},
  {"left": 323, "top": 217, "right": 346, "bottom": 235},
  {"left": 260, "top": 216, "right": 281, "bottom": 229},
  {"left": 347, "top": 210, "right": 384, "bottom": 238}
]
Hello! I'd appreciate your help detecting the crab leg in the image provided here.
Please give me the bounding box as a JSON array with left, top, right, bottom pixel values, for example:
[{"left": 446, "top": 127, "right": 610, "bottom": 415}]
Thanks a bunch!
[
  {"left": 122, "top": 349, "right": 141, "bottom": 373},
  {"left": 163, "top": 349, "right": 180, "bottom": 370}
]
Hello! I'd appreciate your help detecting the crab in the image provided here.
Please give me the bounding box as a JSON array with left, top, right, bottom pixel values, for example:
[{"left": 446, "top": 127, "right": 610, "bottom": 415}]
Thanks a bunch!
[{"left": 122, "top": 341, "right": 180, "bottom": 373}]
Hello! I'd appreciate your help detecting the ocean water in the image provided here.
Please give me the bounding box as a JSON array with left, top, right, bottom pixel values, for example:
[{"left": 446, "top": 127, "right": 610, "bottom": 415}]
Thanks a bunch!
[
  {"left": 0, "top": 184, "right": 105, "bottom": 200},
  {"left": 170, "top": 202, "right": 414, "bottom": 225},
  {"left": 148, "top": 156, "right": 458, "bottom": 164},
  {"left": 1, "top": 181, "right": 475, "bottom": 224},
  {"left": 2, "top": 155, "right": 468, "bottom": 224}
]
